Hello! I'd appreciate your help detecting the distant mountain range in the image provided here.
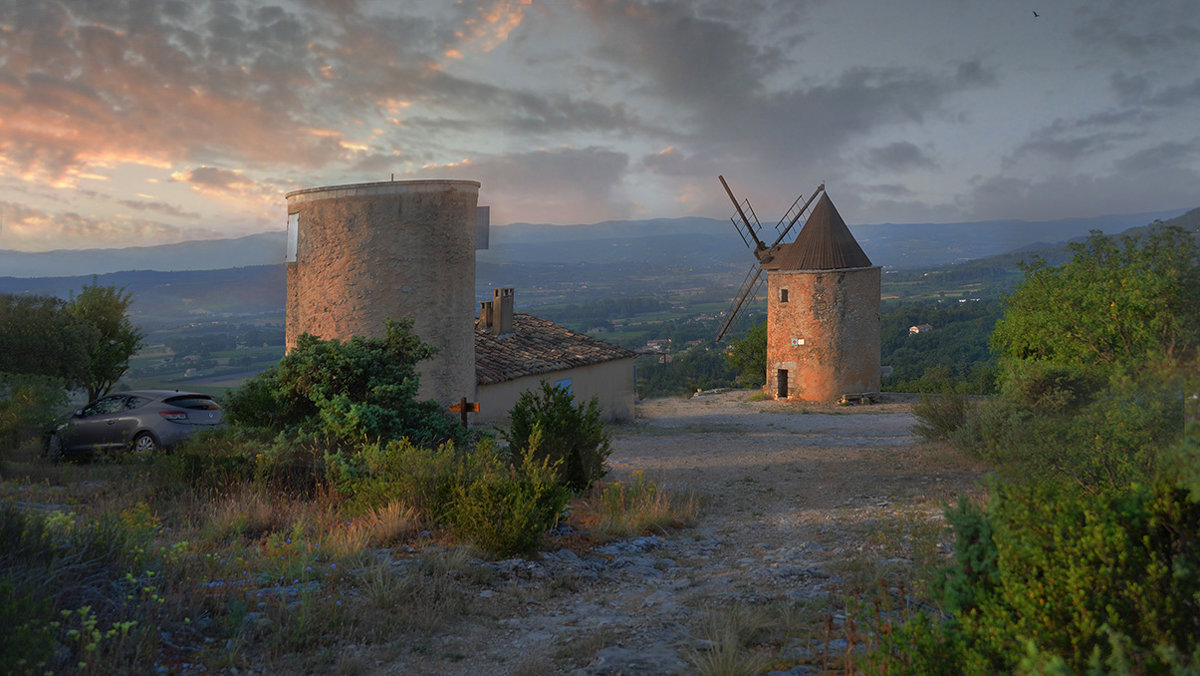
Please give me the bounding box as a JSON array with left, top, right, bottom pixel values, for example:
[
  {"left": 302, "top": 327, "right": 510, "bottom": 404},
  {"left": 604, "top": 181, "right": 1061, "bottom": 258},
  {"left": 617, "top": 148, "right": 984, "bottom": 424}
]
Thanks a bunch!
[
  {"left": 0, "top": 208, "right": 1188, "bottom": 278},
  {"left": 1, "top": 206, "right": 1195, "bottom": 328}
]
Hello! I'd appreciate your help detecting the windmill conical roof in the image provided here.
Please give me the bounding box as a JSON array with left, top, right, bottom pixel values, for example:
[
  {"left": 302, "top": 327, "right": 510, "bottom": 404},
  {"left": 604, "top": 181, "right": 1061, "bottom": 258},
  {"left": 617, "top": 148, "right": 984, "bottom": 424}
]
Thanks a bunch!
[{"left": 761, "top": 192, "right": 872, "bottom": 270}]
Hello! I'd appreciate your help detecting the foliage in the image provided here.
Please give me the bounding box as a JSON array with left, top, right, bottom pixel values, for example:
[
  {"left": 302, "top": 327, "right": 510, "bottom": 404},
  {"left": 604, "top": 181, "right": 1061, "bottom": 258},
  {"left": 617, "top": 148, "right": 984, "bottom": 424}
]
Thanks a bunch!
[
  {"left": 638, "top": 346, "right": 741, "bottom": 398},
  {"left": 0, "top": 294, "right": 96, "bottom": 384},
  {"left": 911, "top": 391, "right": 971, "bottom": 442},
  {"left": 0, "top": 582, "right": 57, "bottom": 675},
  {"left": 0, "top": 376, "right": 68, "bottom": 455},
  {"left": 502, "top": 380, "right": 611, "bottom": 491},
  {"left": 328, "top": 436, "right": 575, "bottom": 556},
  {"left": 872, "top": 482, "right": 1200, "bottom": 674},
  {"left": 991, "top": 225, "right": 1200, "bottom": 377},
  {"left": 68, "top": 280, "right": 144, "bottom": 401},
  {"left": 224, "top": 319, "right": 464, "bottom": 449},
  {"left": 0, "top": 504, "right": 160, "bottom": 674},
  {"left": 881, "top": 298, "right": 1002, "bottom": 394},
  {"left": 325, "top": 438, "right": 460, "bottom": 517},
  {"left": 724, "top": 322, "right": 767, "bottom": 388},
  {"left": 446, "top": 441, "right": 571, "bottom": 557},
  {"left": 952, "top": 369, "right": 1182, "bottom": 489}
]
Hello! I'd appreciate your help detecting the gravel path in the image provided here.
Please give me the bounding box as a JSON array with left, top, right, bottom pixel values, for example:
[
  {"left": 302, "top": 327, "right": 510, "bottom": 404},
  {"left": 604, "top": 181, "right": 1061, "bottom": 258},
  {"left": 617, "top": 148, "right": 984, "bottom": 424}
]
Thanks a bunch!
[{"left": 372, "top": 390, "right": 988, "bottom": 675}]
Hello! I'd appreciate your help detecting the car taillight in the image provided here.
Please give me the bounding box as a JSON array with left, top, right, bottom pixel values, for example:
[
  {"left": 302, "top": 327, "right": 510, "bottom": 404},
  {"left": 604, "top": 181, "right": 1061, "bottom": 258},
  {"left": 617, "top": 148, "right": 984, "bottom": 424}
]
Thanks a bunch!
[{"left": 159, "top": 410, "right": 188, "bottom": 421}]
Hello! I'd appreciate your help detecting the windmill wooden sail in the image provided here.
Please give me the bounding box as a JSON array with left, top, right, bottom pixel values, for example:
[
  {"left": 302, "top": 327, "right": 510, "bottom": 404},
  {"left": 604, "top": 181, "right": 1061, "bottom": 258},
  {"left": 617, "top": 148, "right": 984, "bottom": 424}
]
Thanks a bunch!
[{"left": 716, "top": 175, "right": 825, "bottom": 341}]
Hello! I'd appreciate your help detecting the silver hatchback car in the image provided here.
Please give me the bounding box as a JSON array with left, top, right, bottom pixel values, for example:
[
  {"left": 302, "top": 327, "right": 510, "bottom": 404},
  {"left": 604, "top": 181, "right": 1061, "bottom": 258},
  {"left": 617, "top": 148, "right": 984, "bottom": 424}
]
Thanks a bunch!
[{"left": 45, "top": 390, "right": 224, "bottom": 460}]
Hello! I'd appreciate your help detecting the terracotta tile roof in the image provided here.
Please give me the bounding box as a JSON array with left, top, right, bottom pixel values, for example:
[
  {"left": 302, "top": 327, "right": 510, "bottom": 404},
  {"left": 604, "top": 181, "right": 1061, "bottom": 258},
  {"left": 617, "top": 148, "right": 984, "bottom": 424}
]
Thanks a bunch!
[
  {"left": 761, "top": 192, "right": 873, "bottom": 270},
  {"left": 475, "top": 313, "right": 637, "bottom": 385}
]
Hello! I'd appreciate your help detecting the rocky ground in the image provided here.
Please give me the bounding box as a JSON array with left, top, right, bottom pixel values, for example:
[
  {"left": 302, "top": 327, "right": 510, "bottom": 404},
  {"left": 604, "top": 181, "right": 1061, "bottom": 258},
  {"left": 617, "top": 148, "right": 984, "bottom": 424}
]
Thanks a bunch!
[{"left": 360, "top": 391, "right": 989, "bottom": 675}]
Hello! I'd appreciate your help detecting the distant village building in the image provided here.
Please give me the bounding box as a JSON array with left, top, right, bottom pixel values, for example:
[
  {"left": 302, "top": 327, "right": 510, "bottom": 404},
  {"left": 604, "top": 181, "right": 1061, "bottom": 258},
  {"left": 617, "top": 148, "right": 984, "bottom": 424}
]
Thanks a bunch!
[
  {"left": 283, "top": 179, "right": 635, "bottom": 424},
  {"left": 909, "top": 324, "right": 934, "bottom": 335}
]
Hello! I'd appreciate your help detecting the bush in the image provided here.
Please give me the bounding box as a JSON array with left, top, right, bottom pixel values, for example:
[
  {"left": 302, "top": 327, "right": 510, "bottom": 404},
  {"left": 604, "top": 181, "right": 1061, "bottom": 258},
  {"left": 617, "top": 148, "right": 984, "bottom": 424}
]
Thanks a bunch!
[
  {"left": 911, "top": 391, "right": 971, "bottom": 442},
  {"left": 0, "top": 375, "right": 67, "bottom": 455},
  {"left": 445, "top": 440, "right": 570, "bottom": 557},
  {"left": 224, "top": 319, "right": 465, "bottom": 449},
  {"left": 871, "top": 481, "right": 1200, "bottom": 673},
  {"left": 953, "top": 375, "right": 1182, "bottom": 489},
  {"left": 502, "top": 381, "right": 611, "bottom": 491},
  {"left": 325, "top": 438, "right": 460, "bottom": 517},
  {"left": 161, "top": 426, "right": 326, "bottom": 497}
]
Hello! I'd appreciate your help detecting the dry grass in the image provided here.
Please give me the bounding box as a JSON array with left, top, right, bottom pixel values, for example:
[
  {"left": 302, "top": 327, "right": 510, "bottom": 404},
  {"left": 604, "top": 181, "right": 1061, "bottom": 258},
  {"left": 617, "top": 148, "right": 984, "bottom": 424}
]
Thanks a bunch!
[
  {"left": 684, "top": 603, "right": 775, "bottom": 676},
  {"left": 322, "top": 501, "right": 422, "bottom": 557},
  {"left": 571, "top": 471, "right": 699, "bottom": 539}
]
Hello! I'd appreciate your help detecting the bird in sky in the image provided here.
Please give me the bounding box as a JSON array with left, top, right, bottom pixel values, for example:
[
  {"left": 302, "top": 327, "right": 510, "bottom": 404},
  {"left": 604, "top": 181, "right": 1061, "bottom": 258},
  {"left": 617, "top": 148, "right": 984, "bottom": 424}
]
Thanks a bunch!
[{"left": 1033, "top": 10, "right": 1040, "bottom": 17}]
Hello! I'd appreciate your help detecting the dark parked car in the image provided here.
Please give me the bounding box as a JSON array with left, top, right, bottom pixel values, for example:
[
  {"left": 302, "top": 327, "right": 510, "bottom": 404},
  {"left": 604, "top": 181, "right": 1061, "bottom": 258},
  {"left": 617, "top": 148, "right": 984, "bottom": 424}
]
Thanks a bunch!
[{"left": 44, "top": 390, "right": 224, "bottom": 461}]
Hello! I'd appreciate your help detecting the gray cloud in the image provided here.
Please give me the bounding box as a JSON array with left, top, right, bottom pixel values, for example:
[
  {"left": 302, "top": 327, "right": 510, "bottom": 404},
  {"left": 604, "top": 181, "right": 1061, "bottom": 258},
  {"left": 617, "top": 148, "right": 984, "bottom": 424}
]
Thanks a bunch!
[
  {"left": 409, "top": 146, "right": 631, "bottom": 224},
  {"left": 1073, "top": 3, "right": 1200, "bottom": 60},
  {"left": 864, "top": 142, "right": 937, "bottom": 172},
  {"left": 1115, "top": 140, "right": 1200, "bottom": 174},
  {"left": 116, "top": 199, "right": 202, "bottom": 219}
]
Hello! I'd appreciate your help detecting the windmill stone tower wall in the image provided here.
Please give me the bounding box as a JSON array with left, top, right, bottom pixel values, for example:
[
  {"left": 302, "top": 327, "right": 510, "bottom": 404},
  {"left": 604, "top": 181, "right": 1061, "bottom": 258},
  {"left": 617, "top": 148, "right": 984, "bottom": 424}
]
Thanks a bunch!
[
  {"left": 284, "top": 179, "right": 480, "bottom": 405},
  {"left": 762, "top": 194, "right": 880, "bottom": 401}
]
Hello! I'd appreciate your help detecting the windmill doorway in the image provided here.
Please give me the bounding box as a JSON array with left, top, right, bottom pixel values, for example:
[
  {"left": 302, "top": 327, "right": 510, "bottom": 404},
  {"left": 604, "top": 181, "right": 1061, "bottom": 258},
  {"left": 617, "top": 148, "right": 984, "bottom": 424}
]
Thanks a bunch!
[{"left": 777, "top": 369, "right": 788, "bottom": 398}]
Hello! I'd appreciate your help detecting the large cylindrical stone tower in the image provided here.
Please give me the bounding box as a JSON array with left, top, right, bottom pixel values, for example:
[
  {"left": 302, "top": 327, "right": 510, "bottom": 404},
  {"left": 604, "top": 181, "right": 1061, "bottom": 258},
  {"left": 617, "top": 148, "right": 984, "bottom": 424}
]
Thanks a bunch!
[
  {"left": 762, "top": 193, "right": 880, "bottom": 402},
  {"left": 284, "top": 179, "right": 480, "bottom": 405}
]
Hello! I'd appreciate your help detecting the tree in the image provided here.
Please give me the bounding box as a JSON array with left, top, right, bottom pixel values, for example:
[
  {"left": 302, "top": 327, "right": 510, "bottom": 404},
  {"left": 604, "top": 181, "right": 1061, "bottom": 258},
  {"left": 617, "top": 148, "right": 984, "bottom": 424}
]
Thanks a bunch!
[
  {"left": 224, "top": 319, "right": 464, "bottom": 448},
  {"left": 67, "top": 280, "right": 144, "bottom": 400},
  {"left": 725, "top": 321, "right": 766, "bottom": 387},
  {"left": 991, "top": 225, "right": 1200, "bottom": 377},
  {"left": 502, "top": 381, "right": 611, "bottom": 491},
  {"left": 0, "top": 294, "right": 95, "bottom": 383}
]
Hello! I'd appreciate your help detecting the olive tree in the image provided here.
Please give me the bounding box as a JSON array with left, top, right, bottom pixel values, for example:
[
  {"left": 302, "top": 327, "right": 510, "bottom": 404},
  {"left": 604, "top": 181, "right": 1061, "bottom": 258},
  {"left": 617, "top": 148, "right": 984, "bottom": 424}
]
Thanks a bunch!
[{"left": 67, "top": 281, "right": 144, "bottom": 400}]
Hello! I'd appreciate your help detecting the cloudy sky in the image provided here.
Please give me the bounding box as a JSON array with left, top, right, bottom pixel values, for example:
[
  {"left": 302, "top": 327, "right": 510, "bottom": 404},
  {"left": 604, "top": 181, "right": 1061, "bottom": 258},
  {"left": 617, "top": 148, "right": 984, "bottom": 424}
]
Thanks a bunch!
[{"left": 1, "top": 0, "right": 1197, "bottom": 252}]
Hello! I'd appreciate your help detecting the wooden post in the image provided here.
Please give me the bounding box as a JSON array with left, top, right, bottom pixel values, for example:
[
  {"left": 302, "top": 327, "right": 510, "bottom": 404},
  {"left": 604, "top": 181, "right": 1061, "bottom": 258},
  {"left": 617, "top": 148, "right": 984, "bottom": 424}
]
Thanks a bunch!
[{"left": 447, "top": 397, "right": 479, "bottom": 428}]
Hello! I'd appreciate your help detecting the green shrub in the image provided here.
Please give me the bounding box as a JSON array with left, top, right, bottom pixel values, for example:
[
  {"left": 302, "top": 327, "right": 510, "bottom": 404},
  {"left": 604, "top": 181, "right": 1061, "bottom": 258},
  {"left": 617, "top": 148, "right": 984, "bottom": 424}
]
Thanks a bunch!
[
  {"left": 224, "top": 319, "right": 466, "bottom": 449},
  {"left": 0, "top": 583, "right": 56, "bottom": 675},
  {"left": 502, "top": 381, "right": 611, "bottom": 491},
  {"left": 911, "top": 391, "right": 971, "bottom": 441},
  {"left": 0, "top": 375, "right": 67, "bottom": 455},
  {"left": 161, "top": 426, "right": 324, "bottom": 496},
  {"left": 954, "top": 376, "right": 1182, "bottom": 489},
  {"left": 871, "top": 481, "right": 1200, "bottom": 673},
  {"left": 325, "top": 438, "right": 460, "bottom": 516},
  {"left": 446, "top": 440, "right": 570, "bottom": 557},
  {"left": 997, "top": 361, "right": 1103, "bottom": 412}
]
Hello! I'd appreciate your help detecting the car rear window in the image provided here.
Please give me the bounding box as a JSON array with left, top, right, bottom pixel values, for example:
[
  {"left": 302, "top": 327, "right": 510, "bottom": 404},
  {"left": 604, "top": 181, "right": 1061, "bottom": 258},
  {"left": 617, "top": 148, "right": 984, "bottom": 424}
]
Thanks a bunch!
[{"left": 164, "top": 395, "right": 221, "bottom": 410}]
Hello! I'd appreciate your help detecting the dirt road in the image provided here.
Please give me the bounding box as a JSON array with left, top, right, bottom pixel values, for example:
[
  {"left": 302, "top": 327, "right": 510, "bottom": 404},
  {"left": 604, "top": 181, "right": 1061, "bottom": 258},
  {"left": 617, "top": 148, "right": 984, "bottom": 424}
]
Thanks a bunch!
[{"left": 385, "top": 391, "right": 987, "bottom": 675}]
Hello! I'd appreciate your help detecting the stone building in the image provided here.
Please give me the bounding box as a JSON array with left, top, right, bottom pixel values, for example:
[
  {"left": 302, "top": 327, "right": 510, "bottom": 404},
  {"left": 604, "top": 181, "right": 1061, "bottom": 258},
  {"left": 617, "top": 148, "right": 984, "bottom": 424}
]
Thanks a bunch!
[
  {"left": 761, "top": 193, "right": 880, "bottom": 402},
  {"left": 284, "top": 180, "right": 481, "bottom": 405},
  {"left": 475, "top": 289, "right": 636, "bottom": 423},
  {"left": 284, "top": 179, "right": 635, "bottom": 422}
]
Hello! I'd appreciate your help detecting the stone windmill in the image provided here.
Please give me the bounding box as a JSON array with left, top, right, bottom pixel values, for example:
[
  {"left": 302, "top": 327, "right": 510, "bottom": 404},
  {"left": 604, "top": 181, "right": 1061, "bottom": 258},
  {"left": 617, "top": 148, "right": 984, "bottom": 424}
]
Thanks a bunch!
[{"left": 717, "top": 176, "right": 881, "bottom": 402}]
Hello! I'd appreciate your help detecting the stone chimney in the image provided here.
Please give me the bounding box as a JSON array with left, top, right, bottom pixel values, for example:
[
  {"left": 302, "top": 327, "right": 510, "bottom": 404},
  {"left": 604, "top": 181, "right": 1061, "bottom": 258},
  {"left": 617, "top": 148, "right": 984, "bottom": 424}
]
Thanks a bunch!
[
  {"left": 492, "top": 288, "right": 514, "bottom": 335},
  {"left": 478, "top": 300, "right": 494, "bottom": 331},
  {"left": 479, "top": 288, "right": 514, "bottom": 335}
]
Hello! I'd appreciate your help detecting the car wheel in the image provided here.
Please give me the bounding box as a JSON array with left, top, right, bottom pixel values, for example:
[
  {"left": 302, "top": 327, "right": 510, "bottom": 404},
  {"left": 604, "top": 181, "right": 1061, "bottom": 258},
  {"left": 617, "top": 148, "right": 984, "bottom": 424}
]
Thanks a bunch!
[
  {"left": 130, "top": 432, "right": 159, "bottom": 455},
  {"left": 44, "top": 433, "right": 65, "bottom": 463}
]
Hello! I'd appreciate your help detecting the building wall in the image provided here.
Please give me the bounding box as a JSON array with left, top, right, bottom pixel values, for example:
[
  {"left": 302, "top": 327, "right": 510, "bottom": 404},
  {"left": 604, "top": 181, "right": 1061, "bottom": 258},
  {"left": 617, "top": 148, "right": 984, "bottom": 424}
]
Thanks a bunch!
[
  {"left": 284, "top": 180, "right": 480, "bottom": 405},
  {"left": 765, "top": 266, "right": 880, "bottom": 402},
  {"left": 474, "top": 358, "right": 637, "bottom": 425}
]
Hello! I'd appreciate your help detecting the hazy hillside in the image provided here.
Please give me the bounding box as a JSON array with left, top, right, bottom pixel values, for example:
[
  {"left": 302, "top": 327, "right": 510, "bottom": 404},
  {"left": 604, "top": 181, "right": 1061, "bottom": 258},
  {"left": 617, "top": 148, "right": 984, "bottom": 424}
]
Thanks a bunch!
[
  {"left": 2, "top": 207, "right": 1195, "bottom": 326},
  {"left": 483, "top": 209, "right": 1187, "bottom": 269},
  {"left": 0, "top": 266, "right": 284, "bottom": 325},
  {"left": 2, "top": 209, "right": 1187, "bottom": 279},
  {"left": 0, "top": 232, "right": 285, "bottom": 278}
]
